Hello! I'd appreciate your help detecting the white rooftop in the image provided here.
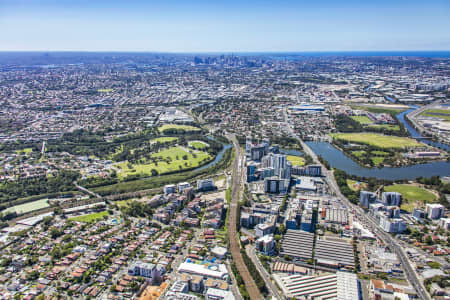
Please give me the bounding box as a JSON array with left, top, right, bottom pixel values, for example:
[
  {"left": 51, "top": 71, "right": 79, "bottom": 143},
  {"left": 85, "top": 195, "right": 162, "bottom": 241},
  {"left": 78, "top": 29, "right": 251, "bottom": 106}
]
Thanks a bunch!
[{"left": 178, "top": 261, "right": 228, "bottom": 280}]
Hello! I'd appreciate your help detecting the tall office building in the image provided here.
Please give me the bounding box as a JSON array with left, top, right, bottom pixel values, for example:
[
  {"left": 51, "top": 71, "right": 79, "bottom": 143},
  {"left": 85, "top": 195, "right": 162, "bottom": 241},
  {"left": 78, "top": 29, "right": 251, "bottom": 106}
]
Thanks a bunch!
[
  {"left": 262, "top": 153, "right": 289, "bottom": 178},
  {"left": 359, "top": 191, "right": 377, "bottom": 208},
  {"left": 381, "top": 192, "right": 402, "bottom": 206},
  {"left": 426, "top": 204, "right": 445, "bottom": 219},
  {"left": 245, "top": 136, "right": 253, "bottom": 159}
]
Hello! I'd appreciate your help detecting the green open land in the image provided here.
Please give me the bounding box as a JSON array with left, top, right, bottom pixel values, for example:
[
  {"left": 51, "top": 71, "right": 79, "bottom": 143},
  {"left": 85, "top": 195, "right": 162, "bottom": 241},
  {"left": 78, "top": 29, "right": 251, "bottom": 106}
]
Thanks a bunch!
[
  {"left": 158, "top": 124, "right": 201, "bottom": 133},
  {"left": 115, "top": 200, "right": 133, "bottom": 207},
  {"left": 351, "top": 150, "right": 366, "bottom": 158},
  {"left": 384, "top": 184, "right": 438, "bottom": 212},
  {"left": 330, "top": 133, "right": 422, "bottom": 149},
  {"left": 350, "top": 114, "right": 401, "bottom": 131},
  {"left": 97, "top": 88, "right": 114, "bottom": 93},
  {"left": 367, "top": 124, "right": 401, "bottom": 131},
  {"left": 69, "top": 211, "right": 109, "bottom": 222},
  {"left": 2, "top": 199, "right": 49, "bottom": 215},
  {"left": 420, "top": 109, "right": 450, "bottom": 121},
  {"left": 347, "top": 179, "right": 367, "bottom": 192},
  {"left": 351, "top": 105, "right": 407, "bottom": 114},
  {"left": 116, "top": 146, "right": 212, "bottom": 178},
  {"left": 371, "top": 150, "right": 389, "bottom": 156},
  {"left": 351, "top": 116, "right": 373, "bottom": 124},
  {"left": 287, "top": 155, "right": 305, "bottom": 166},
  {"left": 92, "top": 147, "right": 233, "bottom": 196},
  {"left": 371, "top": 157, "right": 385, "bottom": 165},
  {"left": 188, "top": 140, "right": 209, "bottom": 149},
  {"left": 15, "top": 148, "right": 33, "bottom": 154},
  {"left": 150, "top": 137, "right": 178, "bottom": 144}
]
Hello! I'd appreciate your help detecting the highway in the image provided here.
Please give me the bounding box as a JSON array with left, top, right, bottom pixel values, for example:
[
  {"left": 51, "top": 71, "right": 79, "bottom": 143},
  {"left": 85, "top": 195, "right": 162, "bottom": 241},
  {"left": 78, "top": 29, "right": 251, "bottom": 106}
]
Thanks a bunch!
[
  {"left": 295, "top": 135, "right": 430, "bottom": 300},
  {"left": 226, "top": 134, "right": 262, "bottom": 300},
  {"left": 283, "top": 107, "right": 430, "bottom": 300}
]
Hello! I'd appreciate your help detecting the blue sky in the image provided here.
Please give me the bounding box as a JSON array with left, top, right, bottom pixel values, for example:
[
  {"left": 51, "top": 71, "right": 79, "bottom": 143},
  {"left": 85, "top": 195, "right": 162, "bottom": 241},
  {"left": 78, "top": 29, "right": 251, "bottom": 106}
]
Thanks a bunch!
[{"left": 0, "top": 0, "right": 449, "bottom": 52}]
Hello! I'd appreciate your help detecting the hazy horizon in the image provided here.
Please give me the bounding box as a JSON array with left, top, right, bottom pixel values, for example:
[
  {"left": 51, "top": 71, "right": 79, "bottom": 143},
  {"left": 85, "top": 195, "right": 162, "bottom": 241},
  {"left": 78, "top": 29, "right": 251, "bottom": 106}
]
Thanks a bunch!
[{"left": 1, "top": 0, "right": 449, "bottom": 52}]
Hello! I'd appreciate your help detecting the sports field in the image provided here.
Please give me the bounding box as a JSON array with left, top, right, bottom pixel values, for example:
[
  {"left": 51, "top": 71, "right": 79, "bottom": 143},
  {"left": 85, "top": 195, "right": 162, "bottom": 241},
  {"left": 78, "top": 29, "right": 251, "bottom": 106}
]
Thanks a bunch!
[
  {"left": 330, "top": 133, "right": 422, "bottom": 149},
  {"left": 70, "top": 211, "right": 109, "bottom": 222},
  {"left": 350, "top": 116, "right": 372, "bottom": 124},
  {"left": 188, "top": 140, "right": 209, "bottom": 149},
  {"left": 384, "top": 184, "right": 437, "bottom": 212},
  {"left": 150, "top": 137, "right": 178, "bottom": 144},
  {"left": 158, "top": 124, "right": 201, "bottom": 132},
  {"left": 287, "top": 155, "right": 305, "bottom": 166},
  {"left": 2, "top": 199, "right": 50, "bottom": 215},
  {"left": 420, "top": 109, "right": 450, "bottom": 121},
  {"left": 116, "top": 146, "right": 212, "bottom": 177}
]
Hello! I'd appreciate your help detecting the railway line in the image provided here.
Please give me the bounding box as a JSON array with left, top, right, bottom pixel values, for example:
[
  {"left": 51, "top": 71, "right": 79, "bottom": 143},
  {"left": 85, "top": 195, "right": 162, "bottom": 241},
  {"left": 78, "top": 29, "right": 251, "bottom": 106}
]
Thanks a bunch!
[{"left": 227, "top": 134, "right": 262, "bottom": 300}]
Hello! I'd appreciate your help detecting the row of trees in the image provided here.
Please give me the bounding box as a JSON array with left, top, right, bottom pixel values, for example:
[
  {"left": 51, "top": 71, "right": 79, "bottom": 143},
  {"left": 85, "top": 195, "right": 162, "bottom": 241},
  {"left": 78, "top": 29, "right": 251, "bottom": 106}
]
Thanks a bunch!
[
  {"left": 87, "top": 147, "right": 233, "bottom": 195},
  {"left": 334, "top": 114, "right": 408, "bottom": 136},
  {"left": 0, "top": 169, "right": 80, "bottom": 206},
  {"left": 240, "top": 249, "right": 268, "bottom": 295}
]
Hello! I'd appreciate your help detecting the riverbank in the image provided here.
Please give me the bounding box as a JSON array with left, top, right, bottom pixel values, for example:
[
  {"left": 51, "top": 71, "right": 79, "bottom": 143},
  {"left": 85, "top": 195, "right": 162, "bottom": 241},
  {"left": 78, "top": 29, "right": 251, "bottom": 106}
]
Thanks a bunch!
[
  {"left": 397, "top": 105, "right": 450, "bottom": 151},
  {"left": 306, "top": 141, "right": 450, "bottom": 180},
  {"left": 329, "top": 136, "right": 447, "bottom": 168}
]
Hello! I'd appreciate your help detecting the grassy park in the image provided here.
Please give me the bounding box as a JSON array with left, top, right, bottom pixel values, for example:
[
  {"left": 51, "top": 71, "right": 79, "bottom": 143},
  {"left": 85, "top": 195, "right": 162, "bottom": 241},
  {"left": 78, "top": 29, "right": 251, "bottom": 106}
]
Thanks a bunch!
[
  {"left": 350, "top": 105, "right": 407, "bottom": 114},
  {"left": 330, "top": 133, "right": 422, "bottom": 149},
  {"left": 350, "top": 116, "right": 373, "bottom": 124},
  {"left": 150, "top": 137, "right": 178, "bottom": 144},
  {"left": 420, "top": 109, "right": 450, "bottom": 121},
  {"left": 367, "top": 124, "right": 401, "bottom": 131},
  {"left": 371, "top": 157, "right": 384, "bottom": 165},
  {"left": 384, "top": 184, "right": 437, "bottom": 212},
  {"left": 69, "top": 211, "right": 109, "bottom": 222},
  {"left": 188, "top": 140, "right": 209, "bottom": 149},
  {"left": 287, "top": 155, "right": 305, "bottom": 166},
  {"left": 2, "top": 199, "right": 50, "bottom": 215},
  {"left": 351, "top": 150, "right": 366, "bottom": 157},
  {"left": 116, "top": 146, "right": 212, "bottom": 178},
  {"left": 350, "top": 114, "right": 401, "bottom": 132},
  {"left": 158, "top": 124, "right": 201, "bottom": 133},
  {"left": 15, "top": 148, "right": 33, "bottom": 154}
]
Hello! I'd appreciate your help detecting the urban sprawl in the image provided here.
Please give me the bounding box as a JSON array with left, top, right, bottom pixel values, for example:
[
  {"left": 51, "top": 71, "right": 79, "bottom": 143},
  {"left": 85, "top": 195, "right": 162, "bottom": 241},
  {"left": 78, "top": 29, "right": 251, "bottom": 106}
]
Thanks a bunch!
[{"left": 0, "top": 53, "right": 449, "bottom": 300}]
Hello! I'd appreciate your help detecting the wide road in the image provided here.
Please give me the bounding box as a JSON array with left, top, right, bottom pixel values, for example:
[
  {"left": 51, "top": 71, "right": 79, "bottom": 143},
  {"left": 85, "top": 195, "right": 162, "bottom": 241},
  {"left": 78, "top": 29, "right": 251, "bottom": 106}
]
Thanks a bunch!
[
  {"left": 246, "top": 245, "right": 283, "bottom": 300},
  {"left": 298, "top": 136, "right": 430, "bottom": 300},
  {"left": 283, "top": 108, "right": 430, "bottom": 300},
  {"left": 227, "top": 134, "right": 262, "bottom": 299}
]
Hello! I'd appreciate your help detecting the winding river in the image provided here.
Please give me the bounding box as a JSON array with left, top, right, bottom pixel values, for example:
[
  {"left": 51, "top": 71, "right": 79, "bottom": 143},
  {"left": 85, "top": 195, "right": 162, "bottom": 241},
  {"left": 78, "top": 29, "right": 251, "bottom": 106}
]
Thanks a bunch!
[
  {"left": 396, "top": 106, "right": 450, "bottom": 151},
  {"left": 305, "top": 104, "right": 450, "bottom": 180},
  {"left": 306, "top": 141, "right": 449, "bottom": 180},
  {"left": 194, "top": 143, "right": 232, "bottom": 172}
]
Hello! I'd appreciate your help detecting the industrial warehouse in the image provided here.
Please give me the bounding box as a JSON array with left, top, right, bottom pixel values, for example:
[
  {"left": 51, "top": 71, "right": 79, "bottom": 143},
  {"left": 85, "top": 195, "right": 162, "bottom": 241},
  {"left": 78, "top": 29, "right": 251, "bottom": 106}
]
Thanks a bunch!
[
  {"left": 280, "top": 229, "right": 355, "bottom": 270},
  {"left": 315, "top": 238, "right": 355, "bottom": 269},
  {"left": 274, "top": 271, "right": 360, "bottom": 300},
  {"left": 280, "top": 230, "right": 314, "bottom": 261}
]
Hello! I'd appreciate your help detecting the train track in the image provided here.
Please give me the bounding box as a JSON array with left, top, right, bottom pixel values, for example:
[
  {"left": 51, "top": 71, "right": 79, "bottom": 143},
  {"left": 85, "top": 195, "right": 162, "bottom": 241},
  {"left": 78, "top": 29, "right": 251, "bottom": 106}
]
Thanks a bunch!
[{"left": 227, "top": 134, "right": 262, "bottom": 300}]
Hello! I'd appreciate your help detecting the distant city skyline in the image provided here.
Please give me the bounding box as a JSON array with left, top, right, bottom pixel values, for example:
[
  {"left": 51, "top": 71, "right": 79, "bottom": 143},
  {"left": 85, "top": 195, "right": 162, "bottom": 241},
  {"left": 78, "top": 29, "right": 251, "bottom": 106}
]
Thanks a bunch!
[{"left": 1, "top": 0, "right": 449, "bottom": 52}]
